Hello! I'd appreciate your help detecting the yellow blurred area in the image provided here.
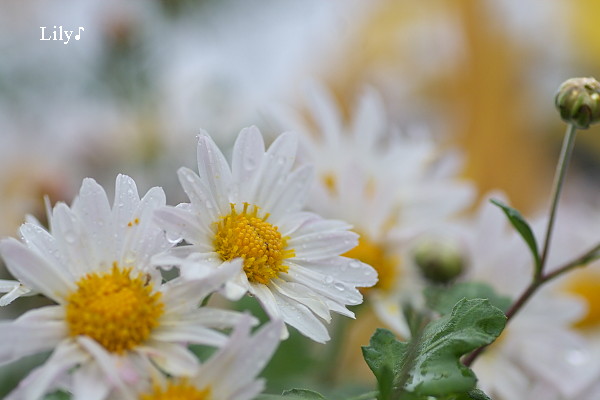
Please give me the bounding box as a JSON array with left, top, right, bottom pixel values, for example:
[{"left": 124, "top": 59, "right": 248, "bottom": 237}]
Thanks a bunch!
[{"left": 318, "top": 0, "right": 600, "bottom": 214}]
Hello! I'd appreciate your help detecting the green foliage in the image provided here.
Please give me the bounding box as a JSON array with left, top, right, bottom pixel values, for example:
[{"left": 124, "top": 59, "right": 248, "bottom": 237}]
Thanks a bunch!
[
  {"left": 362, "top": 299, "right": 506, "bottom": 400},
  {"left": 490, "top": 198, "right": 540, "bottom": 269},
  {"left": 257, "top": 388, "right": 328, "bottom": 400},
  {"left": 43, "top": 391, "right": 71, "bottom": 400},
  {"left": 424, "top": 282, "right": 512, "bottom": 314}
]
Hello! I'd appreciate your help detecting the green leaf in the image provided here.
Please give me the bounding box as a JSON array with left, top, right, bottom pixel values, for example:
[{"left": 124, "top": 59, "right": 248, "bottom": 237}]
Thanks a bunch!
[
  {"left": 256, "top": 389, "right": 328, "bottom": 400},
  {"left": 363, "top": 299, "right": 506, "bottom": 400},
  {"left": 424, "top": 282, "right": 512, "bottom": 314},
  {"left": 409, "top": 299, "right": 506, "bottom": 396},
  {"left": 362, "top": 328, "right": 408, "bottom": 400},
  {"left": 43, "top": 391, "right": 71, "bottom": 400},
  {"left": 490, "top": 198, "right": 540, "bottom": 269}
]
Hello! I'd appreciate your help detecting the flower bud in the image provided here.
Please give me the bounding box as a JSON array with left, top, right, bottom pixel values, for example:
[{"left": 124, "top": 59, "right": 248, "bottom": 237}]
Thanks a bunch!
[
  {"left": 555, "top": 77, "right": 600, "bottom": 129},
  {"left": 413, "top": 239, "right": 465, "bottom": 285}
]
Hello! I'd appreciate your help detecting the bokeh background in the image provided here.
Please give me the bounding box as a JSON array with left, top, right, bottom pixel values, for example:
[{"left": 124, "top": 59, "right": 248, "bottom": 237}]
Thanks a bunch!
[{"left": 2, "top": 0, "right": 600, "bottom": 397}]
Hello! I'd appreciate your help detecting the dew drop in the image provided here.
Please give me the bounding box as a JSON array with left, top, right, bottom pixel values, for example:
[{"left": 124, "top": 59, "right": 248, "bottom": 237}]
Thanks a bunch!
[
  {"left": 334, "top": 282, "right": 345, "bottom": 291},
  {"left": 166, "top": 231, "right": 183, "bottom": 244},
  {"left": 244, "top": 155, "right": 257, "bottom": 170},
  {"left": 349, "top": 260, "right": 361, "bottom": 269},
  {"left": 64, "top": 232, "right": 76, "bottom": 244},
  {"left": 566, "top": 349, "right": 588, "bottom": 366},
  {"left": 324, "top": 276, "right": 334, "bottom": 284}
]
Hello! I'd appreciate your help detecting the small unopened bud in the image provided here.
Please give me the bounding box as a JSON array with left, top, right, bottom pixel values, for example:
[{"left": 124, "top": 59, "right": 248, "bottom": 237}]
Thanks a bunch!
[
  {"left": 555, "top": 77, "right": 600, "bottom": 129},
  {"left": 413, "top": 239, "right": 465, "bottom": 285}
]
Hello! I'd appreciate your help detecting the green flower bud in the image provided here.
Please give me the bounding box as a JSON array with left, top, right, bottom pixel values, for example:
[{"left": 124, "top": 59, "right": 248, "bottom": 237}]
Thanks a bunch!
[
  {"left": 413, "top": 239, "right": 465, "bottom": 285},
  {"left": 555, "top": 77, "right": 600, "bottom": 129}
]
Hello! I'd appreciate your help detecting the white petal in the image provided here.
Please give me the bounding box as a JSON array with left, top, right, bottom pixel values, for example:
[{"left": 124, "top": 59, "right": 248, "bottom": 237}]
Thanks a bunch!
[
  {"left": 306, "top": 82, "right": 342, "bottom": 148},
  {"left": 271, "top": 280, "right": 331, "bottom": 322},
  {"left": 299, "top": 257, "right": 378, "bottom": 286},
  {"left": 138, "top": 340, "right": 199, "bottom": 376},
  {"left": 72, "top": 361, "right": 112, "bottom": 400},
  {"left": 196, "top": 133, "right": 233, "bottom": 213},
  {"left": 252, "top": 132, "right": 298, "bottom": 208},
  {"left": 278, "top": 211, "right": 321, "bottom": 237},
  {"left": 51, "top": 203, "right": 95, "bottom": 277},
  {"left": 76, "top": 337, "right": 135, "bottom": 398},
  {"left": 0, "top": 307, "right": 66, "bottom": 365},
  {"left": 112, "top": 174, "right": 141, "bottom": 238},
  {"left": 152, "top": 323, "right": 227, "bottom": 347},
  {"left": 352, "top": 88, "right": 386, "bottom": 151},
  {"left": 289, "top": 228, "right": 358, "bottom": 261},
  {"left": 271, "top": 290, "right": 330, "bottom": 343},
  {"left": 72, "top": 178, "right": 114, "bottom": 266},
  {"left": 231, "top": 126, "right": 265, "bottom": 202},
  {"left": 19, "top": 222, "right": 66, "bottom": 274},
  {"left": 266, "top": 165, "right": 314, "bottom": 221},
  {"left": 0, "top": 281, "right": 33, "bottom": 306},
  {"left": 0, "top": 238, "right": 74, "bottom": 302},
  {"left": 177, "top": 167, "right": 221, "bottom": 225},
  {"left": 161, "top": 259, "right": 243, "bottom": 312},
  {"left": 154, "top": 206, "right": 207, "bottom": 245},
  {"left": 6, "top": 341, "right": 86, "bottom": 400},
  {"left": 285, "top": 262, "right": 364, "bottom": 307},
  {"left": 120, "top": 186, "right": 170, "bottom": 269}
]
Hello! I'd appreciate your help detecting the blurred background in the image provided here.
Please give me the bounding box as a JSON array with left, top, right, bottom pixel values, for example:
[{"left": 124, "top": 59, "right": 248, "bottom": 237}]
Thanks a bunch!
[{"left": 2, "top": 0, "right": 600, "bottom": 397}]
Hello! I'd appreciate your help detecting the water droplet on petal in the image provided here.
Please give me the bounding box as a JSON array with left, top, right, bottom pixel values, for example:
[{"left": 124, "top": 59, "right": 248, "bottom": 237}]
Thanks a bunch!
[
  {"left": 334, "top": 282, "right": 345, "bottom": 291},
  {"left": 566, "top": 349, "right": 589, "bottom": 366},
  {"left": 349, "top": 260, "right": 361, "bottom": 269},
  {"left": 324, "top": 276, "right": 334, "bottom": 284},
  {"left": 166, "top": 231, "right": 183, "bottom": 244},
  {"left": 64, "top": 232, "right": 76, "bottom": 244}
]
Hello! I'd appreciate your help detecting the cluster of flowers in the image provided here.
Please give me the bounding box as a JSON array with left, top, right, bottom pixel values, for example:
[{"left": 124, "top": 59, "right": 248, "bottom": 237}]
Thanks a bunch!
[{"left": 1, "top": 85, "right": 600, "bottom": 399}]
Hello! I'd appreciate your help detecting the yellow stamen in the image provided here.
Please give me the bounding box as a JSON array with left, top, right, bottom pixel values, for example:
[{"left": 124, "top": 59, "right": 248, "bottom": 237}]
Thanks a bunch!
[
  {"left": 564, "top": 269, "right": 600, "bottom": 328},
  {"left": 140, "top": 380, "right": 211, "bottom": 400},
  {"left": 343, "top": 232, "right": 399, "bottom": 293},
  {"left": 66, "top": 264, "right": 164, "bottom": 354},
  {"left": 214, "top": 203, "right": 294, "bottom": 285}
]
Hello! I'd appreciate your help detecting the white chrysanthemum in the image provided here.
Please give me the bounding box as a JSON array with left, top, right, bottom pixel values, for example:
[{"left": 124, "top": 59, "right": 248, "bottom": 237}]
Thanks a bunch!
[
  {"left": 457, "top": 194, "right": 598, "bottom": 400},
  {"left": 124, "top": 315, "right": 282, "bottom": 400},
  {"left": 0, "top": 175, "right": 249, "bottom": 400},
  {"left": 154, "top": 127, "right": 378, "bottom": 343},
  {"left": 268, "top": 84, "right": 475, "bottom": 337}
]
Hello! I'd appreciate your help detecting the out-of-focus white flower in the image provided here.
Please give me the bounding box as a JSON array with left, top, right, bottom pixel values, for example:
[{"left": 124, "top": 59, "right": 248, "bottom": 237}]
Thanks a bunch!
[
  {"left": 126, "top": 315, "right": 282, "bottom": 400},
  {"left": 456, "top": 194, "right": 598, "bottom": 399},
  {"left": 154, "top": 127, "right": 377, "bottom": 343},
  {"left": 269, "top": 84, "right": 474, "bottom": 337},
  {"left": 0, "top": 175, "right": 250, "bottom": 400}
]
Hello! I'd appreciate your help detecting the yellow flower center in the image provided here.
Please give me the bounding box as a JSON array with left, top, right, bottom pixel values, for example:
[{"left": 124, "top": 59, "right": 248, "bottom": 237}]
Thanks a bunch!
[
  {"left": 563, "top": 269, "right": 600, "bottom": 329},
  {"left": 140, "top": 380, "right": 211, "bottom": 400},
  {"left": 66, "top": 263, "right": 164, "bottom": 354},
  {"left": 343, "top": 233, "right": 399, "bottom": 293},
  {"left": 214, "top": 203, "right": 294, "bottom": 285}
]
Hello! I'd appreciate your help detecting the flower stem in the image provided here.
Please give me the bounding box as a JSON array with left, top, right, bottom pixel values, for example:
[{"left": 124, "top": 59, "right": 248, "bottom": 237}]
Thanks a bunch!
[
  {"left": 536, "top": 123, "right": 578, "bottom": 278},
  {"left": 465, "top": 124, "right": 582, "bottom": 367}
]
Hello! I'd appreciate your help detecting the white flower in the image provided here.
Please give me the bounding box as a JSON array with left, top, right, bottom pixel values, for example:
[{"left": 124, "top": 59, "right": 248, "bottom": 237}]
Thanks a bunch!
[
  {"left": 126, "top": 315, "right": 283, "bottom": 400},
  {"left": 455, "top": 194, "right": 598, "bottom": 400},
  {"left": 268, "top": 83, "right": 474, "bottom": 337},
  {"left": 0, "top": 175, "right": 249, "bottom": 400},
  {"left": 154, "top": 127, "right": 378, "bottom": 343}
]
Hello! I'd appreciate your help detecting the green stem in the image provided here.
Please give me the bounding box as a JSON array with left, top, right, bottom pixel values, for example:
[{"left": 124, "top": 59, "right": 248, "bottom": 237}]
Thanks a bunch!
[
  {"left": 465, "top": 124, "right": 582, "bottom": 368},
  {"left": 537, "top": 123, "right": 578, "bottom": 278}
]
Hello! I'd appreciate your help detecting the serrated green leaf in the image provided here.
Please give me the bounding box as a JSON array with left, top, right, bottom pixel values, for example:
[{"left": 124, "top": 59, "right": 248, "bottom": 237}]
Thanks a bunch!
[
  {"left": 362, "top": 300, "right": 504, "bottom": 400},
  {"left": 424, "top": 282, "right": 512, "bottom": 315},
  {"left": 408, "top": 299, "right": 506, "bottom": 396},
  {"left": 256, "top": 389, "right": 328, "bottom": 400},
  {"left": 490, "top": 198, "right": 540, "bottom": 269},
  {"left": 362, "top": 328, "right": 409, "bottom": 400}
]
